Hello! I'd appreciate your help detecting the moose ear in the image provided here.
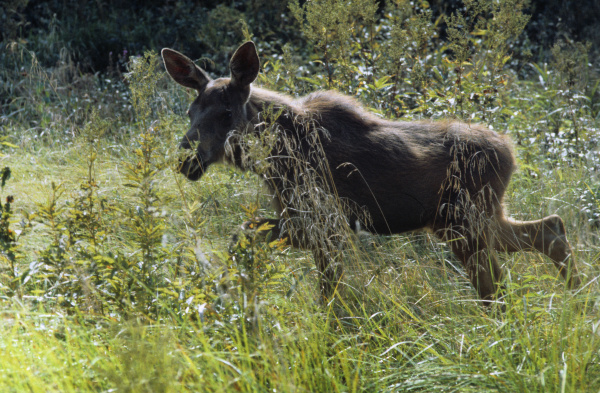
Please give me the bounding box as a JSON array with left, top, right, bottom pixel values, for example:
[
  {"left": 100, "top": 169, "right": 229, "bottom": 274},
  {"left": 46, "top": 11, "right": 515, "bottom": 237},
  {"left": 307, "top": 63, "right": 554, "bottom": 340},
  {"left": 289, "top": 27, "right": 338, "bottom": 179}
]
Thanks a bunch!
[
  {"left": 229, "top": 41, "right": 260, "bottom": 88},
  {"left": 161, "top": 48, "right": 210, "bottom": 91}
]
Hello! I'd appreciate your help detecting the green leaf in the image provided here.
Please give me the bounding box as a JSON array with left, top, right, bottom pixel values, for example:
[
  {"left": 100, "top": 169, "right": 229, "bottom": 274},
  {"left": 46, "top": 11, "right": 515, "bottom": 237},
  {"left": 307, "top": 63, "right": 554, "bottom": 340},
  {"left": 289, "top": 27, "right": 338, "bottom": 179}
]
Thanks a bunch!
[
  {"left": 297, "top": 77, "right": 323, "bottom": 86},
  {"left": 372, "top": 76, "right": 392, "bottom": 90},
  {"left": 529, "top": 63, "right": 548, "bottom": 85},
  {"left": 0, "top": 141, "right": 18, "bottom": 149}
]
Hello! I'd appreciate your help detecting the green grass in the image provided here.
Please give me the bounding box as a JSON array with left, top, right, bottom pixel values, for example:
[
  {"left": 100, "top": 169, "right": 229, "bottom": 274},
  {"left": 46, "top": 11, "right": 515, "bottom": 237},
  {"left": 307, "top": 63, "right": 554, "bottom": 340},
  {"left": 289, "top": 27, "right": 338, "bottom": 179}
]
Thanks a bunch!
[
  {"left": 1, "top": 4, "right": 600, "bottom": 388},
  {"left": 2, "top": 123, "right": 600, "bottom": 391}
]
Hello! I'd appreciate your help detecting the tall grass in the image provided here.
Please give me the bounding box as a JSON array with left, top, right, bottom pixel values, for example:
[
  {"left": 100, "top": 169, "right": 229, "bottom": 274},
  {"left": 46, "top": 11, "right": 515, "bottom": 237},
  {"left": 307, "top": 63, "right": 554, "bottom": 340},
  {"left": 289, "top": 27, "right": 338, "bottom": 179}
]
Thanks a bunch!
[{"left": 1, "top": 0, "right": 599, "bottom": 391}]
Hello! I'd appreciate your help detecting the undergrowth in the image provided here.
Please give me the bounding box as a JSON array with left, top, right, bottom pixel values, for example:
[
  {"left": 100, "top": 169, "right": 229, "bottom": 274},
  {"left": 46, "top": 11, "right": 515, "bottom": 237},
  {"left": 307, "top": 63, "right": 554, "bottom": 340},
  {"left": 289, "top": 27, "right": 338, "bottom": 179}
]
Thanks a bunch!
[{"left": 0, "top": 0, "right": 599, "bottom": 391}]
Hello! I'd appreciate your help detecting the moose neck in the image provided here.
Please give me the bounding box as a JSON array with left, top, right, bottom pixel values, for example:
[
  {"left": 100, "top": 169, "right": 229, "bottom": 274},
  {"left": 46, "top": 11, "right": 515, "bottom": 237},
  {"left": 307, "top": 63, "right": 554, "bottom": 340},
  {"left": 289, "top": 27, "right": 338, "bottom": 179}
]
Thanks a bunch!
[{"left": 245, "top": 86, "right": 295, "bottom": 124}]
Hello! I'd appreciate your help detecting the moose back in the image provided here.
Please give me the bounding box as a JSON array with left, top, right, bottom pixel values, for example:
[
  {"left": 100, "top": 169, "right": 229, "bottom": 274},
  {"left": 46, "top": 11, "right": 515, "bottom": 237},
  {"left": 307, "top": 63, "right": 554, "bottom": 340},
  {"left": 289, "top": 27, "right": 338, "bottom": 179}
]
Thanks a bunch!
[{"left": 162, "top": 41, "right": 580, "bottom": 306}]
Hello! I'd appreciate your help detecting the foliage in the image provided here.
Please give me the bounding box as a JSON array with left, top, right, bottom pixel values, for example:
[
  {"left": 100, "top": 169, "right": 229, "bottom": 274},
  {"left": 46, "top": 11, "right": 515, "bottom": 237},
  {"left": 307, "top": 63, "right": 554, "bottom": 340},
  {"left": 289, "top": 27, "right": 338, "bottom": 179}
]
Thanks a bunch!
[
  {"left": 0, "top": 0, "right": 599, "bottom": 391},
  {"left": 3, "top": 51, "right": 289, "bottom": 331},
  {"left": 0, "top": 166, "right": 22, "bottom": 297},
  {"left": 287, "top": 0, "right": 532, "bottom": 123}
]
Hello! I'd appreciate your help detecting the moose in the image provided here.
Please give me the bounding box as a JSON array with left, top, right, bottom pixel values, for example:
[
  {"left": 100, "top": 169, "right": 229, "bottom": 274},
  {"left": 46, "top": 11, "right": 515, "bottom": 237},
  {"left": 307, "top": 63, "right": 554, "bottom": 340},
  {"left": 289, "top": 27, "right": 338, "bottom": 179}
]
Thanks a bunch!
[{"left": 162, "top": 41, "right": 581, "bottom": 306}]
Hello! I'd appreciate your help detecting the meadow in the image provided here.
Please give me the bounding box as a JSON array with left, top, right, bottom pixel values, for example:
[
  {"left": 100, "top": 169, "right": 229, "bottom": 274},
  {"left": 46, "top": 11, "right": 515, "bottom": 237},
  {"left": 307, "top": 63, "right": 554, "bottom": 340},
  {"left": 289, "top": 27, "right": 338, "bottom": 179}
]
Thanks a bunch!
[{"left": 1, "top": 0, "right": 600, "bottom": 391}]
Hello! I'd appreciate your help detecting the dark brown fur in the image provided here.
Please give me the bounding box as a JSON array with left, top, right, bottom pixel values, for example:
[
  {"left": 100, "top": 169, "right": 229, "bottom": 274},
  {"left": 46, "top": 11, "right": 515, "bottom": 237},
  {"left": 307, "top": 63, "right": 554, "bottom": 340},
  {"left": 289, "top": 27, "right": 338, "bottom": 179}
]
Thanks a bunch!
[{"left": 162, "top": 41, "right": 581, "bottom": 306}]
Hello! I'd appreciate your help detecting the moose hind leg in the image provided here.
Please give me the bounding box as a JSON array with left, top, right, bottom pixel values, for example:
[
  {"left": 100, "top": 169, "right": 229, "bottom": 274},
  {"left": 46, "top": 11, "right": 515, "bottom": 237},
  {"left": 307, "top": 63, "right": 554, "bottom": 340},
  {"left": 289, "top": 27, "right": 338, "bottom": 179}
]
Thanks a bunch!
[
  {"left": 450, "top": 238, "right": 504, "bottom": 306},
  {"left": 495, "top": 214, "right": 581, "bottom": 288},
  {"left": 436, "top": 224, "right": 504, "bottom": 306}
]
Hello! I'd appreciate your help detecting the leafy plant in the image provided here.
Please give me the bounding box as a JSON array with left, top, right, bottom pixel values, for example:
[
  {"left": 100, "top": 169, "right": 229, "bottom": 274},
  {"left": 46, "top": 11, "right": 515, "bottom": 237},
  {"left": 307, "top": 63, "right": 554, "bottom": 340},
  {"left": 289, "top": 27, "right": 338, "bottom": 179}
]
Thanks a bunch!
[{"left": 0, "top": 166, "right": 23, "bottom": 298}]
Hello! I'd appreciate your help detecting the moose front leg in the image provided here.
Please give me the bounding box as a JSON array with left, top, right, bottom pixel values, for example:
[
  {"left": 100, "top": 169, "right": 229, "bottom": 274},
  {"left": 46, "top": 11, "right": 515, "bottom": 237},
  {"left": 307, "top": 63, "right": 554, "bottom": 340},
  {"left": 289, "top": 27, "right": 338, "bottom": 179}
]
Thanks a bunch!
[
  {"left": 239, "top": 217, "right": 342, "bottom": 300},
  {"left": 313, "top": 247, "right": 342, "bottom": 301}
]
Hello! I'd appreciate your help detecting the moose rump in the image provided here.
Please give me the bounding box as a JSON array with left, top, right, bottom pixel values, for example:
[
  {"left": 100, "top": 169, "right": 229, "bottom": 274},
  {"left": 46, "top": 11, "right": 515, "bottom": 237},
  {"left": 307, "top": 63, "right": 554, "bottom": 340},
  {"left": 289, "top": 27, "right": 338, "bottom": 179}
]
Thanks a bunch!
[{"left": 162, "top": 41, "right": 580, "bottom": 306}]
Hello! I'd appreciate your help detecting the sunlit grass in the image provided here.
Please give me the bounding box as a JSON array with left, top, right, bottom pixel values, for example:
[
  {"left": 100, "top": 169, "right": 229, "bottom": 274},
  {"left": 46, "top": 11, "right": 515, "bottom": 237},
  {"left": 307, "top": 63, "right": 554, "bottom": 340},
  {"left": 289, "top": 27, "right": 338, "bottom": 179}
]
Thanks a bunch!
[
  {"left": 2, "top": 128, "right": 600, "bottom": 391},
  {"left": 1, "top": 16, "right": 599, "bottom": 390}
]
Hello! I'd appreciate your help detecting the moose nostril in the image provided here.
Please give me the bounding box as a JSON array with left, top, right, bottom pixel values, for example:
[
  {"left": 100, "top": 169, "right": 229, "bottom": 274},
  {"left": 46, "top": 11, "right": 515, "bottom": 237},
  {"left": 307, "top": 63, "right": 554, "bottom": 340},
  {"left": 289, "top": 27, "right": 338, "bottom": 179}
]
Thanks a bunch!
[{"left": 178, "top": 141, "right": 192, "bottom": 150}]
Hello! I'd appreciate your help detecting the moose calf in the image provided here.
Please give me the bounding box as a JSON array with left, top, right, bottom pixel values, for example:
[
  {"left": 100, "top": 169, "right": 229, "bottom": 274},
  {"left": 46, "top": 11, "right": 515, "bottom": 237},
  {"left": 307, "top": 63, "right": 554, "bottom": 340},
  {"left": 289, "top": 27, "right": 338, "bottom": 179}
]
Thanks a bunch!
[{"left": 162, "top": 41, "right": 580, "bottom": 306}]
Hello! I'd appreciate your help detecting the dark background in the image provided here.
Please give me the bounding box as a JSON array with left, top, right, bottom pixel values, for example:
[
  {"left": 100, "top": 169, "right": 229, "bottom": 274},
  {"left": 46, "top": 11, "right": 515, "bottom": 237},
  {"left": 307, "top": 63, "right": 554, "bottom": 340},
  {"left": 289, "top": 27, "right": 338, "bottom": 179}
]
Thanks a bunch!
[{"left": 2, "top": 0, "right": 599, "bottom": 73}]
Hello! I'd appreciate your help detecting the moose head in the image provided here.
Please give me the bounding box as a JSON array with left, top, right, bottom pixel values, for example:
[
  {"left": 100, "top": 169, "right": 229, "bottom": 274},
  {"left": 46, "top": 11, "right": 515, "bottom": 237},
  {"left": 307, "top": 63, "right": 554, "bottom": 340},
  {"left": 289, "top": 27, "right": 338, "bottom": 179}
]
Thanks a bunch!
[{"left": 161, "top": 42, "right": 260, "bottom": 180}]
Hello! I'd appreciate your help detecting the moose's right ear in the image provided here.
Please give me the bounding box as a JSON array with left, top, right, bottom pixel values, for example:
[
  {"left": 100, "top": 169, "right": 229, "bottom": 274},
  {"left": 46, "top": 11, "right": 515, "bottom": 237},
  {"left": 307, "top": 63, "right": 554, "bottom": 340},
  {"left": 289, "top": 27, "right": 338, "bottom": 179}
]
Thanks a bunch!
[{"left": 161, "top": 48, "right": 210, "bottom": 91}]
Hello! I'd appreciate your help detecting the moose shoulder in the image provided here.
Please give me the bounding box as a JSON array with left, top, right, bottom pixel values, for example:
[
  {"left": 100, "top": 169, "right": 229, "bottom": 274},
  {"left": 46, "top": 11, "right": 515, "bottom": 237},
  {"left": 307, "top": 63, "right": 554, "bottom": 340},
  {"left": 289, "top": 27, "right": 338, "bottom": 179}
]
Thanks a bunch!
[{"left": 162, "top": 41, "right": 581, "bottom": 307}]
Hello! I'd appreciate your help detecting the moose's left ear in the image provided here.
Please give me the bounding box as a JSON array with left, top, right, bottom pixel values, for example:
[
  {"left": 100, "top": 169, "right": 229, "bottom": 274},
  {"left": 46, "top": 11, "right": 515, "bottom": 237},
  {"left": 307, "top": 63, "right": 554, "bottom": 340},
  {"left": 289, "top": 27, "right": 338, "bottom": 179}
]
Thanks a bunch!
[{"left": 229, "top": 41, "right": 260, "bottom": 88}]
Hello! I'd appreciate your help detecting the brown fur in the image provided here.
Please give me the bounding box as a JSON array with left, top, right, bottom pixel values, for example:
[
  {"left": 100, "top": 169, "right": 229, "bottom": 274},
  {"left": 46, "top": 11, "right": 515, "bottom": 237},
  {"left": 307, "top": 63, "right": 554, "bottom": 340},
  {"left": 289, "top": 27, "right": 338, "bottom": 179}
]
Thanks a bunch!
[{"left": 162, "top": 42, "right": 581, "bottom": 307}]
